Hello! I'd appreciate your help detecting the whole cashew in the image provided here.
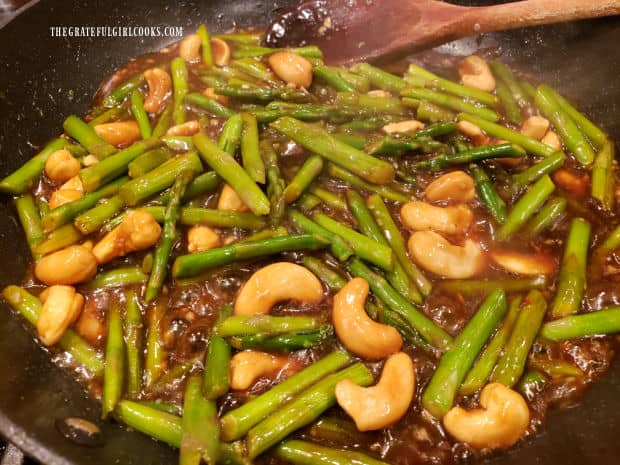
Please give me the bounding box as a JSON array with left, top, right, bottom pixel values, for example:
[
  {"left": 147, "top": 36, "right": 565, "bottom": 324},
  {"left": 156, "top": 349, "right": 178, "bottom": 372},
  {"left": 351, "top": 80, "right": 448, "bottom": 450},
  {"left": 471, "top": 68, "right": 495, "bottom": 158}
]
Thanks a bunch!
[
  {"left": 457, "top": 120, "right": 488, "bottom": 146},
  {"left": 490, "top": 250, "right": 555, "bottom": 276},
  {"left": 234, "top": 262, "right": 323, "bottom": 316},
  {"left": 443, "top": 382, "right": 530, "bottom": 449},
  {"left": 552, "top": 169, "right": 589, "bottom": 197},
  {"left": 179, "top": 34, "right": 202, "bottom": 62},
  {"left": 49, "top": 188, "right": 83, "bottom": 210},
  {"left": 92, "top": 210, "right": 161, "bottom": 264},
  {"left": 230, "top": 350, "right": 288, "bottom": 390},
  {"left": 35, "top": 245, "right": 98, "bottom": 285},
  {"left": 268, "top": 52, "right": 313, "bottom": 88},
  {"left": 424, "top": 171, "right": 475, "bottom": 203},
  {"left": 211, "top": 38, "right": 231, "bottom": 67},
  {"left": 93, "top": 121, "right": 141, "bottom": 147},
  {"left": 144, "top": 68, "right": 172, "bottom": 113},
  {"left": 521, "top": 116, "right": 550, "bottom": 140},
  {"left": 166, "top": 120, "right": 200, "bottom": 137},
  {"left": 542, "top": 130, "right": 562, "bottom": 151},
  {"left": 75, "top": 300, "right": 105, "bottom": 345},
  {"left": 401, "top": 201, "right": 473, "bottom": 235},
  {"left": 336, "top": 352, "right": 415, "bottom": 431},
  {"left": 187, "top": 225, "right": 221, "bottom": 253},
  {"left": 45, "top": 149, "right": 80, "bottom": 185},
  {"left": 382, "top": 120, "right": 425, "bottom": 135},
  {"left": 37, "top": 285, "right": 84, "bottom": 346},
  {"left": 458, "top": 56, "right": 495, "bottom": 92},
  {"left": 332, "top": 278, "right": 402, "bottom": 360},
  {"left": 408, "top": 231, "right": 485, "bottom": 279},
  {"left": 218, "top": 184, "right": 249, "bottom": 212}
]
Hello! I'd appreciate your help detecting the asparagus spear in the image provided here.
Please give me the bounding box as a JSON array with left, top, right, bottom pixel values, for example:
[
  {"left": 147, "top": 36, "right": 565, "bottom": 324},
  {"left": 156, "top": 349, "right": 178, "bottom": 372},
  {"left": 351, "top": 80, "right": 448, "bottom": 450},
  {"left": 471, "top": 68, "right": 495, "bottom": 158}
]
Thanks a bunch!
[
  {"left": 246, "top": 363, "right": 373, "bottom": 458},
  {"left": 494, "top": 78, "right": 522, "bottom": 125},
  {"left": 219, "top": 113, "right": 244, "bottom": 155},
  {"left": 72, "top": 196, "right": 123, "bottom": 235},
  {"left": 414, "top": 143, "right": 524, "bottom": 171},
  {"left": 88, "top": 107, "right": 129, "bottom": 127},
  {"left": 220, "top": 351, "right": 348, "bottom": 438},
  {"left": 0, "top": 138, "right": 66, "bottom": 194},
  {"left": 124, "top": 289, "right": 143, "bottom": 397},
  {"left": 145, "top": 171, "right": 193, "bottom": 302},
  {"left": 130, "top": 90, "right": 152, "bottom": 138},
  {"left": 421, "top": 289, "right": 508, "bottom": 418},
  {"left": 535, "top": 85, "right": 595, "bottom": 165},
  {"left": 15, "top": 195, "right": 44, "bottom": 259},
  {"left": 300, "top": 256, "right": 347, "bottom": 291},
  {"left": 405, "top": 64, "right": 498, "bottom": 107},
  {"left": 590, "top": 224, "right": 620, "bottom": 279},
  {"left": 152, "top": 102, "right": 174, "bottom": 138},
  {"left": 496, "top": 175, "right": 555, "bottom": 241},
  {"left": 116, "top": 400, "right": 182, "bottom": 447},
  {"left": 523, "top": 197, "right": 567, "bottom": 238},
  {"left": 171, "top": 57, "right": 189, "bottom": 125},
  {"left": 128, "top": 147, "right": 171, "bottom": 178},
  {"left": 270, "top": 117, "right": 395, "bottom": 185},
  {"left": 79, "top": 138, "right": 160, "bottom": 192},
  {"left": 334, "top": 133, "right": 368, "bottom": 150},
  {"left": 261, "top": 140, "right": 286, "bottom": 226},
  {"left": 102, "top": 74, "right": 145, "bottom": 108},
  {"left": 541, "top": 307, "right": 620, "bottom": 341},
  {"left": 145, "top": 302, "right": 166, "bottom": 387},
  {"left": 313, "top": 212, "right": 394, "bottom": 271},
  {"left": 313, "top": 66, "right": 356, "bottom": 92},
  {"left": 326, "top": 164, "right": 408, "bottom": 202},
  {"left": 366, "top": 194, "right": 432, "bottom": 296},
  {"left": 591, "top": 140, "right": 615, "bottom": 210},
  {"left": 84, "top": 267, "right": 147, "bottom": 289},
  {"left": 416, "top": 100, "right": 456, "bottom": 123},
  {"left": 401, "top": 87, "right": 499, "bottom": 122},
  {"left": 216, "top": 315, "right": 323, "bottom": 337},
  {"left": 193, "top": 132, "right": 270, "bottom": 215},
  {"left": 491, "top": 290, "right": 547, "bottom": 387},
  {"left": 283, "top": 156, "right": 324, "bottom": 204},
  {"left": 118, "top": 151, "right": 203, "bottom": 206},
  {"left": 228, "top": 330, "right": 328, "bottom": 352},
  {"left": 518, "top": 370, "right": 547, "bottom": 399},
  {"left": 2, "top": 286, "right": 103, "bottom": 376},
  {"left": 457, "top": 113, "right": 556, "bottom": 158},
  {"left": 196, "top": 24, "right": 213, "bottom": 66},
  {"left": 275, "top": 440, "right": 390, "bottom": 465},
  {"left": 63, "top": 115, "right": 117, "bottom": 159},
  {"left": 469, "top": 164, "right": 507, "bottom": 223},
  {"left": 42, "top": 175, "right": 129, "bottom": 232},
  {"left": 142, "top": 206, "right": 266, "bottom": 230},
  {"left": 180, "top": 376, "right": 220, "bottom": 465},
  {"left": 185, "top": 93, "right": 235, "bottom": 118},
  {"left": 350, "top": 62, "right": 405, "bottom": 92},
  {"left": 347, "top": 190, "right": 422, "bottom": 303},
  {"left": 289, "top": 210, "right": 353, "bottom": 261},
  {"left": 240, "top": 113, "right": 265, "bottom": 184},
  {"left": 511, "top": 151, "right": 566, "bottom": 193},
  {"left": 490, "top": 61, "right": 530, "bottom": 109},
  {"left": 436, "top": 276, "right": 547, "bottom": 295},
  {"left": 102, "top": 301, "right": 125, "bottom": 419},
  {"left": 172, "top": 234, "right": 328, "bottom": 278},
  {"left": 33, "top": 223, "right": 83, "bottom": 256},
  {"left": 349, "top": 258, "right": 451, "bottom": 349},
  {"left": 459, "top": 296, "right": 522, "bottom": 395},
  {"left": 551, "top": 218, "right": 591, "bottom": 318}
]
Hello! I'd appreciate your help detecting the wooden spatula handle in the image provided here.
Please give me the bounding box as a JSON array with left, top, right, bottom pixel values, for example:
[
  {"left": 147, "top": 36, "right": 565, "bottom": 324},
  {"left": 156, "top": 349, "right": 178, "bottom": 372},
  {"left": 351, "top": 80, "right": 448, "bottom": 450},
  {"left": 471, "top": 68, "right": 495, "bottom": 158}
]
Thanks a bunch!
[{"left": 470, "top": 0, "right": 620, "bottom": 35}]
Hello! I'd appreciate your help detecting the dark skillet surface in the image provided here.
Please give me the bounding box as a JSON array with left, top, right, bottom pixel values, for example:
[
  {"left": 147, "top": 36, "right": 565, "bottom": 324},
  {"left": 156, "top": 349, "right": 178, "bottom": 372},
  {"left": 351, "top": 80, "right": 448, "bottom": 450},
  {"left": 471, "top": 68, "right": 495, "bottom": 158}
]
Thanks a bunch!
[{"left": 0, "top": 1, "right": 619, "bottom": 464}]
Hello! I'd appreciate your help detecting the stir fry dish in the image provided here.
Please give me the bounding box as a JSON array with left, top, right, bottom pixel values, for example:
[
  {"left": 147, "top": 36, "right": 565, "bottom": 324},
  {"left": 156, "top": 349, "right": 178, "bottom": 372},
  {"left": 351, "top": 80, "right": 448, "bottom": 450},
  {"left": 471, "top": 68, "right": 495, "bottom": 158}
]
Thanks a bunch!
[{"left": 1, "top": 24, "right": 620, "bottom": 465}]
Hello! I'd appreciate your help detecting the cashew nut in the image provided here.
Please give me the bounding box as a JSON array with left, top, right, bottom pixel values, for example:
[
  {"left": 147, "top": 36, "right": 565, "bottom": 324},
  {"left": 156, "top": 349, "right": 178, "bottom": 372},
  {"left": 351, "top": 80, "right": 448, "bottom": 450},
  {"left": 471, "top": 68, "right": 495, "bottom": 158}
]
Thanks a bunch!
[
  {"left": 520, "top": 116, "right": 550, "bottom": 140},
  {"left": 367, "top": 90, "right": 392, "bottom": 98},
  {"left": 44, "top": 149, "right": 80, "bottom": 184},
  {"left": 211, "top": 38, "right": 231, "bottom": 67},
  {"left": 202, "top": 87, "right": 230, "bottom": 106},
  {"left": 400, "top": 201, "right": 473, "bottom": 235},
  {"left": 187, "top": 225, "right": 221, "bottom": 253},
  {"left": 382, "top": 119, "right": 425, "bottom": 135},
  {"left": 179, "top": 34, "right": 202, "bottom": 62},
  {"left": 75, "top": 300, "right": 105, "bottom": 344},
  {"left": 458, "top": 56, "right": 495, "bottom": 92},
  {"left": 542, "top": 130, "right": 562, "bottom": 151},
  {"left": 144, "top": 68, "right": 172, "bottom": 113},
  {"left": 92, "top": 210, "right": 161, "bottom": 264},
  {"left": 218, "top": 184, "right": 249, "bottom": 212},
  {"left": 424, "top": 171, "right": 475, "bottom": 203},
  {"left": 335, "top": 352, "right": 415, "bottom": 431},
  {"left": 490, "top": 250, "right": 555, "bottom": 275},
  {"left": 552, "top": 169, "right": 589, "bottom": 196},
  {"left": 457, "top": 120, "right": 488, "bottom": 146},
  {"left": 35, "top": 245, "right": 98, "bottom": 285},
  {"left": 93, "top": 121, "right": 141, "bottom": 147},
  {"left": 230, "top": 350, "right": 288, "bottom": 390},
  {"left": 49, "top": 188, "right": 83, "bottom": 210},
  {"left": 332, "top": 278, "right": 402, "bottom": 360},
  {"left": 166, "top": 120, "right": 200, "bottom": 136},
  {"left": 37, "top": 285, "right": 84, "bottom": 346},
  {"left": 443, "top": 382, "right": 530, "bottom": 449},
  {"left": 268, "top": 52, "right": 313, "bottom": 88},
  {"left": 408, "top": 231, "right": 485, "bottom": 279},
  {"left": 82, "top": 155, "right": 99, "bottom": 167},
  {"left": 234, "top": 262, "right": 323, "bottom": 316}
]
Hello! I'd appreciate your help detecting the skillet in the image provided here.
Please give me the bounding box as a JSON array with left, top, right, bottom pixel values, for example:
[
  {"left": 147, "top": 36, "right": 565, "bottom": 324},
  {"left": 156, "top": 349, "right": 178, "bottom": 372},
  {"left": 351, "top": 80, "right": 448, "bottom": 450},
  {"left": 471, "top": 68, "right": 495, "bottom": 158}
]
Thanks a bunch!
[{"left": 0, "top": 0, "right": 619, "bottom": 464}]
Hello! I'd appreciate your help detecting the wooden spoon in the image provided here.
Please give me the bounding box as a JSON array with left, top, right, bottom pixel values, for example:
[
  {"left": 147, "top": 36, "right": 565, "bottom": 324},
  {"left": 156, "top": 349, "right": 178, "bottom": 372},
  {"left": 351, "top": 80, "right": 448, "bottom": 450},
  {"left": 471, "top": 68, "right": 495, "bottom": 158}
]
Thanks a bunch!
[{"left": 265, "top": 0, "right": 620, "bottom": 65}]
